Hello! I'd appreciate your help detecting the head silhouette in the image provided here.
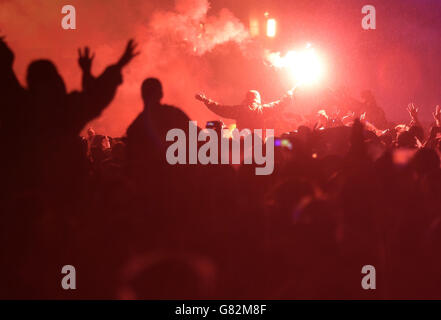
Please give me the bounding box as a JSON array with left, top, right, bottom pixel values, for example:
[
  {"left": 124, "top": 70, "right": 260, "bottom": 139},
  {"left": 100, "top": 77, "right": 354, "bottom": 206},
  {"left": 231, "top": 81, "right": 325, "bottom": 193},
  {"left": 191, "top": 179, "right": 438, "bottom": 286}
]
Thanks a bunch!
[
  {"left": 244, "top": 90, "right": 261, "bottom": 105},
  {"left": 27, "top": 60, "right": 66, "bottom": 98},
  {"left": 141, "top": 78, "right": 163, "bottom": 108}
]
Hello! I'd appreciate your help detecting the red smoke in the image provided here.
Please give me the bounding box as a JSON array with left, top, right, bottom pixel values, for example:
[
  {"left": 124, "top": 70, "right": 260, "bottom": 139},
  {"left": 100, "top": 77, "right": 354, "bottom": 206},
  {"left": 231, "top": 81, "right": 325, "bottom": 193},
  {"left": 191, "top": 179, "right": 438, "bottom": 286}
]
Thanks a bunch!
[
  {"left": 4, "top": 0, "right": 441, "bottom": 133},
  {"left": 150, "top": 0, "right": 249, "bottom": 55},
  {"left": 0, "top": 0, "right": 252, "bottom": 136}
]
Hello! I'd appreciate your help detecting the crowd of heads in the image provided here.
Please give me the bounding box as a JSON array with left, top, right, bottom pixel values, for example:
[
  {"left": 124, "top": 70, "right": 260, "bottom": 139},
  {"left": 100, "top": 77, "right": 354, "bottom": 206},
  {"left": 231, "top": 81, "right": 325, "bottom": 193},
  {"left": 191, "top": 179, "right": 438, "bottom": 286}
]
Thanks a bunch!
[{"left": 1, "top": 37, "right": 441, "bottom": 299}]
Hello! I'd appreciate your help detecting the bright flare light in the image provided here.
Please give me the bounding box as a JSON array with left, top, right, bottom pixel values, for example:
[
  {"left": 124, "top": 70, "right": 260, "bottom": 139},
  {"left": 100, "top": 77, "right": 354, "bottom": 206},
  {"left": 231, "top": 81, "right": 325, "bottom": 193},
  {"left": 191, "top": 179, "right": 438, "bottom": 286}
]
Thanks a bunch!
[
  {"left": 267, "top": 45, "right": 325, "bottom": 86},
  {"left": 266, "top": 18, "right": 277, "bottom": 37}
]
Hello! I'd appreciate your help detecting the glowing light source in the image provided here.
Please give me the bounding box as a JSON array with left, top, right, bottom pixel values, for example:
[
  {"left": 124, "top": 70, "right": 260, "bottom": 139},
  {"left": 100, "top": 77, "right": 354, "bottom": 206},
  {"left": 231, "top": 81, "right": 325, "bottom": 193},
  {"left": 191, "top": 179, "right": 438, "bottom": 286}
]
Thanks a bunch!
[
  {"left": 249, "top": 18, "right": 260, "bottom": 37},
  {"left": 275, "top": 138, "right": 293, "bottom": 150},
  {"left": 267, "top": 45, "right": 325, "bottom": 86},
  {"left": 266, "top": 18, "right": 276, "bottom": 37}
]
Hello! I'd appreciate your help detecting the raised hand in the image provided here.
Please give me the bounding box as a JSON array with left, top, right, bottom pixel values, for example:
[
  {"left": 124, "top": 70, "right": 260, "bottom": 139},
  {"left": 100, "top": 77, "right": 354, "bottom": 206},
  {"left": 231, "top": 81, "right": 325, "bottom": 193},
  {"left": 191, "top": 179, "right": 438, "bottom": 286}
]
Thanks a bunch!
[
  {"left": 433, "top": 105, "right": 441, "bottom": 127},
  {"left": 78, "top": 46, "right": 95, "bottom": 73},
  {"left": 317, "top": 109, "right": 329, "bottom": 121},
  {"left": 407, "top": 103, "right": 419, "bottom": 123},
  {"left": 0, "top": 36, "right": 14, "bottom": 68},
  {"left": 287, "top": 87, "right": 296, "bottom": 96},
  {"left": 341, "top": 111, "right": 356, "bottom": 125},
  {"left": 195, "top": 93, "right": 207, "bottom": 102},
  {"left": 117, "top": 39, "right": 140, "bottom": 69}
]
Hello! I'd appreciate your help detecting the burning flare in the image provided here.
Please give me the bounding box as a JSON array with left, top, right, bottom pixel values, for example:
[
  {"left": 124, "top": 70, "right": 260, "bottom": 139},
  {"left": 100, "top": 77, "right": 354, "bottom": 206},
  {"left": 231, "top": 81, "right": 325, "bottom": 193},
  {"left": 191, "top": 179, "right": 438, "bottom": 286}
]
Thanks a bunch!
[{"left": 266, "top": 44, "right": 325, "bottom": 86}]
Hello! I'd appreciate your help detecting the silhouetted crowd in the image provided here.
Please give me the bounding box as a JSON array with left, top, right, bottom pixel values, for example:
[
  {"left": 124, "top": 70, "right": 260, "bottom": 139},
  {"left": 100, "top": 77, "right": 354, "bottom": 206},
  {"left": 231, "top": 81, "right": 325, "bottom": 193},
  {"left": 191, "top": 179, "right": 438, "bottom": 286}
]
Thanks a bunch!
[{"left": 1, "top": 38, "right": 441, "bottom": 299}]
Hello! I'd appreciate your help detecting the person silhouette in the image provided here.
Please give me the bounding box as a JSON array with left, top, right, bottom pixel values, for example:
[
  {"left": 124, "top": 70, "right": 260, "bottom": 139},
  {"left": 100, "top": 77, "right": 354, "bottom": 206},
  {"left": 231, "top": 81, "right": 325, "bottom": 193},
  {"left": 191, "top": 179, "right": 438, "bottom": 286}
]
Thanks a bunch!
[
  {"left": 0, "top": 37, "right": 27, "bottom": 135},
  {"left": 195, "top": 88, "right": 295, "bottom": 131},
  {"left": 0, "top": 37, "right": 29, "bottom": 189},
  {"left": 22, "top": 39, "right": 139, "bottom": 187},
  {"left": 127, "top": 78, "right": 191, "bottom": 160},
  {"left": 27, "top": 39, "right": 139, "bottom": 139},
  {"left": 126, "top": 78, "right": 195, "bottom": 215}
]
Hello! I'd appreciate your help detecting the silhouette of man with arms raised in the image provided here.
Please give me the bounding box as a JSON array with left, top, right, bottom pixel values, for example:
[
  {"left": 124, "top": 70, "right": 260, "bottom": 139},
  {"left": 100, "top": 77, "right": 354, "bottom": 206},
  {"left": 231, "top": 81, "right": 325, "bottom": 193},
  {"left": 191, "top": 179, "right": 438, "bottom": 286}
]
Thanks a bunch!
[
  {"left": 24, "top": 39, "right": 139, "bottom": 186},
  {"left": 195, "top": 88, "right": 294, "bottom": 132}
]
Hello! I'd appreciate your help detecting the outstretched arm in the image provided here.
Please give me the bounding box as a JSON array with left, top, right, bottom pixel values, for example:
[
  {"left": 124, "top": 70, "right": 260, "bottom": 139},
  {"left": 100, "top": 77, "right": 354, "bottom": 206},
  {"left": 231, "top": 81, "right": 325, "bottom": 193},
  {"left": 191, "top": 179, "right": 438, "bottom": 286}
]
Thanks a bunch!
[
  {"left": 195, "top": 93, "right": 240, "bottom": 119},
  {"left": 261, "top": 88, "right": 295, "bottom": 117}
]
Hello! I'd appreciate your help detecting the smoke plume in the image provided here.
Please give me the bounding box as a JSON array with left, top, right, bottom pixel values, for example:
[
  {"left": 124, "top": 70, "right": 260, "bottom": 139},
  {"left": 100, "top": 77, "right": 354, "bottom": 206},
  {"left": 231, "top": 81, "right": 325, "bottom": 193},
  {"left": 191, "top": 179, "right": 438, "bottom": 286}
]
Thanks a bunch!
[
  {"left": 0, "top": 0, "right": 252, "bottom": 136},
  {"left": 150, "top": 0, "right": 249, "bottom": 55}
]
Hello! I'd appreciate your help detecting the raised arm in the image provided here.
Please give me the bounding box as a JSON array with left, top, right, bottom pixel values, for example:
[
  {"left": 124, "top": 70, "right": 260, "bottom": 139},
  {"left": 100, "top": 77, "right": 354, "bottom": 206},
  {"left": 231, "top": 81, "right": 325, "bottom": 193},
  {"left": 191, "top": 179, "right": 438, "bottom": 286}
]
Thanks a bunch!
[
  {"left": 407, "top": 103, "right": 423, "bottom": 127},
  {"left": 195, "top": 93, "right": 240, "bottom": 119},
  {"left": 77, "top": 39, "right": 140, "bottom": 122},
  {"left": 0, "top": 37, "right": 27, "bottom": 126},
  {"left": 0, "top": 37, "right": 25, "bottom": 96},
  {"left": 78, "top": 46, "right": 95, "bottom": 91},
  {"left": 433, "top": 105, "right": 441, "bottom": 128},
  {"left": 424, "top": 105, "right": 441, "bottom": 149},
  {"left": 406, "top": 102, "right": 425, "bottom": 139}
]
